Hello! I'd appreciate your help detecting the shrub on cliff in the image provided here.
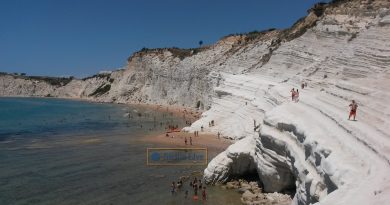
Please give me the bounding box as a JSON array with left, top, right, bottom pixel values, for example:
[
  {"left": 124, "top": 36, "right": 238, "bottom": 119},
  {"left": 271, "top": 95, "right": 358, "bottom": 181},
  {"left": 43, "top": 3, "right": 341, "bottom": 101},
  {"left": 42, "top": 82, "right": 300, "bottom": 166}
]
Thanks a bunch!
[{"left": 89, "top": 84, "right": 111, "bottom": 97}]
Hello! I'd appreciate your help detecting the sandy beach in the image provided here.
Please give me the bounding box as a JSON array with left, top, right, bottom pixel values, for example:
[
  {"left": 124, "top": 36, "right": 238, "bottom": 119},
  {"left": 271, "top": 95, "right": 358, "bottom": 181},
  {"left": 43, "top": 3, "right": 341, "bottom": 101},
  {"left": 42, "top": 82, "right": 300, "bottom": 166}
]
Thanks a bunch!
[
  {"left": 138, "top": 103, "right": 232, "bottom": 153},
  {"left": 142, "top": 131, "right": 232, "bottom": 153}
]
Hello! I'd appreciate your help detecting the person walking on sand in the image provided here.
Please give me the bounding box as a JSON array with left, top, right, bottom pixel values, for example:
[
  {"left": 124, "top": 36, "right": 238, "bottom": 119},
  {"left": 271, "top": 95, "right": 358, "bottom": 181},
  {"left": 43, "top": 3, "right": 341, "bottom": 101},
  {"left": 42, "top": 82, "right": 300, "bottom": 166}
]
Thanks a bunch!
[
  {"left": 348, "top": 100, "right": 358, "bottom": 121},
  {"left": 217, "top": 132, "right": 220, "bottom": 139},
  {"left": 190, "top": 136, "right": 192, "bottom": 145},
  {"left": 184, "top": 137, "right": 187, "bottom": 145}
]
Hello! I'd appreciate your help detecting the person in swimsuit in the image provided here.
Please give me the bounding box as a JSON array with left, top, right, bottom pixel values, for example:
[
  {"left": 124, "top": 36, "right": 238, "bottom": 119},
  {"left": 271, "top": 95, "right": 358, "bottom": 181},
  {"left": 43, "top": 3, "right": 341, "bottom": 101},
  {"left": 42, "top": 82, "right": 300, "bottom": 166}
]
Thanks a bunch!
[{"left": 348, "top": 100, "right": 358, "bottom": 121}]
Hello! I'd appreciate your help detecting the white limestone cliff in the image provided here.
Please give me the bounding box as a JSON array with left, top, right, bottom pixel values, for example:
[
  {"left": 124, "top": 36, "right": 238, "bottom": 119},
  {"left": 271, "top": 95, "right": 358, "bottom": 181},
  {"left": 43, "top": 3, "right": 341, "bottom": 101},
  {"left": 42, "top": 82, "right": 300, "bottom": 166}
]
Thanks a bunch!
[{"left": 1, "top": 0, "right": 390, "bottom": 204}]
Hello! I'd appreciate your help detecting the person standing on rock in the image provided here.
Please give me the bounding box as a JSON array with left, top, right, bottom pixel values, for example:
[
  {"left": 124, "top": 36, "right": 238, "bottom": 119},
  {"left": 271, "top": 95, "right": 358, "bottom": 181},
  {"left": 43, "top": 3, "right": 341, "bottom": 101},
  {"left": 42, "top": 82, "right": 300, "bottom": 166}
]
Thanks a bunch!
[
  {"left": 291, "top": 88, "right": 296, "bottom": 101},
  {"left": 348, "top": 100, "right": 358, "bottom": 121},
  {"left": 295, "top": 89, "right": 300, "bottom": 102}
]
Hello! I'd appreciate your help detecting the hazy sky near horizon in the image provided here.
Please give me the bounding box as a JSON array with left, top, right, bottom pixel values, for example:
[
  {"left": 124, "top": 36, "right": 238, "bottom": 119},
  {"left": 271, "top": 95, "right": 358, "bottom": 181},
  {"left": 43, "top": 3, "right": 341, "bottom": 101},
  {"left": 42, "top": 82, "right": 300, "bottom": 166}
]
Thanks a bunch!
[{"left": 0, "top": 0, "right": 329, "bottom": 77}]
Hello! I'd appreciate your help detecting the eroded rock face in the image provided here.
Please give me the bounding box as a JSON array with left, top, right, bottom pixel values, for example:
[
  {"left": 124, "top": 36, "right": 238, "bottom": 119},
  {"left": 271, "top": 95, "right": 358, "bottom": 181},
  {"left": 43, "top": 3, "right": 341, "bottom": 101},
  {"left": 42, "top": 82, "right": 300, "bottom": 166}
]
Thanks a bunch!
[
  {"left": 204, "top": 134, "right": 296, "bottom": 193},
  {"left": 204, "top": 136, "right": 257, "bottom": 184},
  {"left": 201, "top": 1, "right": 390, "bottom": 204}
]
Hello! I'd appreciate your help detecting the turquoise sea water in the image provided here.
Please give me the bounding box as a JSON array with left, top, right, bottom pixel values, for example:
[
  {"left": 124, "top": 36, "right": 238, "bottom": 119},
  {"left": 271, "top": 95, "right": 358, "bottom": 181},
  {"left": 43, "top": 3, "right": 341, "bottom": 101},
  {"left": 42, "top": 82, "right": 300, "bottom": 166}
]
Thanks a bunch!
[{"left": 0, "top": 97, "right": 241, "bottom": 205}]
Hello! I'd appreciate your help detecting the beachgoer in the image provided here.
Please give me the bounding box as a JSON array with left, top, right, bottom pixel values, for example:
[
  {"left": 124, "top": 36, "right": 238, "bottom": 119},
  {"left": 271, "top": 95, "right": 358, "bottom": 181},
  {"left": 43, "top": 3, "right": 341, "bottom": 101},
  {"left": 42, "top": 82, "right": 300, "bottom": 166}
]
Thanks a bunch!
[
  {"left": 301, "top": 82, "right": 304, "bottom": 89},
  {"left": 194, "top": 185, "right": 198, "bottom": 195},
  {"left": 185, "top": 137, "right": 187, "bottom": 145},
  {"left": 193, "top": 190, "right": 198, "bottom": 200},
  {"left": 348, "top": 100, "right": 358, "bottom": 121},
  {"left": 201, "top": 125, "right": 204, "bottom": 132},
  {"left": 177, "top": 181, "right": 182, "bottom": 190},
  {"left": 171, "top": 181, "right": 176, "bottom": 195},
  {"left": 295, "top": 89, "right": 299, "bottom": 102},
  {"left": 217, "top": 132, "right": 220, "bottom": 139},
  {"left": 185, "top": 190, "right": 189, "bottom": 199},
  {"left": 202, "top": 187, "right": 207, "bottom": 201},
  {"left": 291, "top": 88, "right": 296, "bottom": 101},
  {"left": 190, "top": 136, "right": 192, "bottom": 145}
]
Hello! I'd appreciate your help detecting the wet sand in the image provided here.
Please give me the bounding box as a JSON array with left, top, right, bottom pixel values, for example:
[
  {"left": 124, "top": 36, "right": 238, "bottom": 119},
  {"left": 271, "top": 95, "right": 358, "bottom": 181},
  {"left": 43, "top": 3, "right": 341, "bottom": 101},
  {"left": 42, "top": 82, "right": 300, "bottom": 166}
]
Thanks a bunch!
[
  {"left": 127, "top": 103, "right": 202, "bottom": 121},
  {"left": 139, "top": 103, "right": 232, "bottom": 153},
  {"left": 142, "top": 131, "right": 232, "bottom": 153}
]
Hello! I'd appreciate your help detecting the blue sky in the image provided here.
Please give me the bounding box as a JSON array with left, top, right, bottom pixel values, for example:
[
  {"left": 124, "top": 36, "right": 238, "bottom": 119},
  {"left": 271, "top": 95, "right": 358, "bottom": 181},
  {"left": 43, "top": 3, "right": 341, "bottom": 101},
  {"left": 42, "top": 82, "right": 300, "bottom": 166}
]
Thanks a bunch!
[{"left": 0, "top": 0, "right": 328, "bottom": 77}]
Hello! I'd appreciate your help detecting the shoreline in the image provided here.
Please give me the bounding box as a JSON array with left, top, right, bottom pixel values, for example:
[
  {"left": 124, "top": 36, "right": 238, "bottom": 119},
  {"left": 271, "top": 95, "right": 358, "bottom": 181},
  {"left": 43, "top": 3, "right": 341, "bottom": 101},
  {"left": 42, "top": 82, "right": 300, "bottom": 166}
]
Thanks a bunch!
[
  {"left": 0, "top": 96, "right": 202, "bottom": 122},
  {"left": 1, "top": 96, "right": 230, "bottom": 153}
]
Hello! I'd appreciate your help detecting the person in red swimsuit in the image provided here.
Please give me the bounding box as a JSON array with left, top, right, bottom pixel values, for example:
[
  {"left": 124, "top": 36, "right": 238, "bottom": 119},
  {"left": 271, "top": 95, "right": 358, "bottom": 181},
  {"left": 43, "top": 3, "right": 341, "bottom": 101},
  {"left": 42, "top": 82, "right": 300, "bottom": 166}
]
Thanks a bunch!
[{"left": 348, "top": 100, "right": 358, "bottom": 121}]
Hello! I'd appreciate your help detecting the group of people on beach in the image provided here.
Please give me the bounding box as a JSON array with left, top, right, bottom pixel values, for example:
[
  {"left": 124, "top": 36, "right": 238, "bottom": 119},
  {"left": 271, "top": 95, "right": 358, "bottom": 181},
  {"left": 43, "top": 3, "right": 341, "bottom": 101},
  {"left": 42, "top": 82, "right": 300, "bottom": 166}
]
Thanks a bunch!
[
  {"left": 171, "top": 177, "right": 207, "bottom": 201},
  {"left": 167, "top": 124, "right": 179, "bottom": 130},
  {"left": 185, "top": 120, "right": 192, "bottom": 125},
  {"left": 184, "top": 136, "right": 193, "bottom": 145},
  {"left": 194, "top": 130, "right": 199, "bottom": 137}
]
